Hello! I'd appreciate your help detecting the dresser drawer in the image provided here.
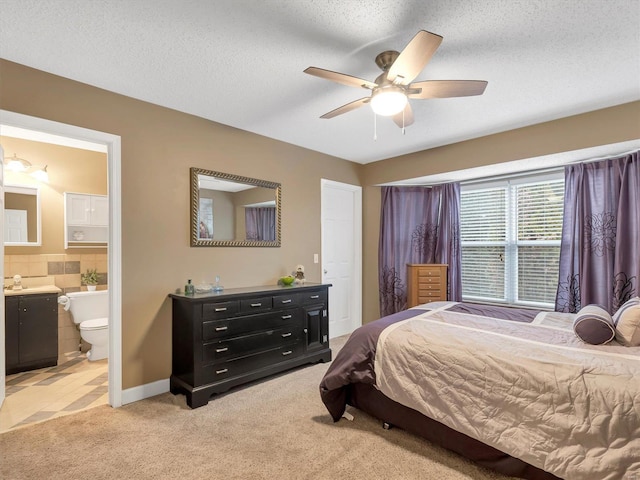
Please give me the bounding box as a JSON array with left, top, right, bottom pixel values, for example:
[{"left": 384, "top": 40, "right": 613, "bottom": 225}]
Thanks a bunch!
[
  {"left": 239, "top": 296, "right": 273, "bottom": 314},
  {"left": 272, "top": 293, "right": 300, "bottom": 308},
  {"left": 416, "top": 268, "right": 443, "bottom": 278},
  {"left": 298, "top": 290, "right": 327, "bottom": 305},
  {"left": 202, "top": 301, "right": 239, "bottom": 320},
  {"left": 203, "top": 326, "right": 304, "bottom": 363},
  {"left": 418, "top": 290, "right": 443, "bottom": 300},
  {"left": 200, "top": 342, "right": 304, "bottom": 384},
  {"left": 202, "top": 309, "right": 303, "bottom": 341}
]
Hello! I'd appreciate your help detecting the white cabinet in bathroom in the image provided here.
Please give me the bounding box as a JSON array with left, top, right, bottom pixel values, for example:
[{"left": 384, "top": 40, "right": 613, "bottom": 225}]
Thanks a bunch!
[{"left": 64, "top": 193, "right": 109, "bottom": 248}]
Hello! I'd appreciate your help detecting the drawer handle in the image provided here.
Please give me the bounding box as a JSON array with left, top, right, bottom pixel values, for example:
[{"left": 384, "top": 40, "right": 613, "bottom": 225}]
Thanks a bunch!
[
  {"left": 215, "top": 347, "right": 228, "bottom": 353},
  {"left": 310, "top": 295, "right": 319, "bottom": 299},
  {"left": 215, "top": 326, "right": 228, "bottom": 332},
  {"left": 250, "top": 303, "right": 262, "bottom": 307},
  {"left": 214, "top": 307, "right": 227, "bottom": 312},
  {"left": 216, "top": 368, "right": 228, "bottom": 375},
  {"left": 281, "top": 332, "right": 292, "bottom": 338},
  {"left": 282, "top": 350, "right": 293, "bottom": 356},
  {"left": 281, "top": 314, "right": 292, "bottom": 320},
  {"left": 281, "top": 299, "right": 292, "bottom": 304}
]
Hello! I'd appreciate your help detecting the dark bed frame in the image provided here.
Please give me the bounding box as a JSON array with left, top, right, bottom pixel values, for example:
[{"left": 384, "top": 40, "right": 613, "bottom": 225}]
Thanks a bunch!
[{"left": 348, "top": 383, "right": 561, "bottom": 480}]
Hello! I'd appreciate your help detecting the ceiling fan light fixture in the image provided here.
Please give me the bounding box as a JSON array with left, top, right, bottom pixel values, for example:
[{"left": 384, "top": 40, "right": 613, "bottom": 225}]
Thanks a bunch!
[{"left": 370, "top": 87, "right": 407, "bottom": 116}]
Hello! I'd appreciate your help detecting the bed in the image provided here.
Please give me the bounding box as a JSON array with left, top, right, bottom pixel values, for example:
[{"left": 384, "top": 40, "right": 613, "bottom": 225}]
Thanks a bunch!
[{"left": 320, "top": 301, "right": 640, "bottom": 480}]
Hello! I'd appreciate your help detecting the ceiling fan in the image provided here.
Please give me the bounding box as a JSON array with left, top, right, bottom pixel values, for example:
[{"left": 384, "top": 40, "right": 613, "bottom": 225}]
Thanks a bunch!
[{"left": 304, "top": 30, "right": 488, "bottom": 129}]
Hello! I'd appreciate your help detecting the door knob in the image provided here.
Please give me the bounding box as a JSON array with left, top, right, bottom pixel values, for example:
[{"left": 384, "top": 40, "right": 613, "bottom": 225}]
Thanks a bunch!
[{"left": 323, "top": 269, "right": 328, "bottom": 274}]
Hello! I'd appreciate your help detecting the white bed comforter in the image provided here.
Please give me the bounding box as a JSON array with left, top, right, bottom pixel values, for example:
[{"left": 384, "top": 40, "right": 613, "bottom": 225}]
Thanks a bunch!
[{"left": 374, "top": 303, "right": 640, "bottom": 480}]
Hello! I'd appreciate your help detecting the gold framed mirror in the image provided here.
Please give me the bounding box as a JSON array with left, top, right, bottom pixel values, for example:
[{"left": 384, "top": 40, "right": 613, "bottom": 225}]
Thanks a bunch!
[{"left": 190, "top": 168, "right": 281, "bottom": 247}]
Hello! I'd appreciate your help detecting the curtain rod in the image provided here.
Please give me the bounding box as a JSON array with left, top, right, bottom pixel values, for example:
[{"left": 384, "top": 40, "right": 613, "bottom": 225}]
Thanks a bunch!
[{"left": 460, "top": 147, "right": 639, "bottom": 187}]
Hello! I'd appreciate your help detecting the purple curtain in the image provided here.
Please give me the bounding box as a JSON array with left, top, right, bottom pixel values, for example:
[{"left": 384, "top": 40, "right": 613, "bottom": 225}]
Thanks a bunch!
[
  {"left": 245, "top": 207, "right": 276, "bottom": 241},
  {"left": 379, "top": 183, "right": 461, "bottom": 316},
  {"left": 555, "top": 151, "right": 639, "bottom": 314}
]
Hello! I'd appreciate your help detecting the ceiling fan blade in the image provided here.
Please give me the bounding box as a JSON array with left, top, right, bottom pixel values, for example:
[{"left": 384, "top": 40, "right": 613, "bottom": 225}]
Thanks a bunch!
[
  {"left": 320, "top": 97, "right": 370, "bottom": 119},
  {"left": 408, "top": 80, "right": 488, "bottom": 99},
  {"left": 386, "top": 30, "right": 443, "bottom": 85},
  {"left": 392, "top": 103, "right": 414, "bottom": 128},
  {"left": 304, "top": 67, "right": 377, "bottom": 90}
]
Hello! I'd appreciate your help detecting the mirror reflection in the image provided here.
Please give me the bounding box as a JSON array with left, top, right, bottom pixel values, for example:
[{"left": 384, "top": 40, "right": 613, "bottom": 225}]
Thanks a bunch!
[
  {"left": 190, "top": 168, "right": 281, "bottom": 247},
  {"left": 4, "top": 185, "right": 41, "bottom": 246}
]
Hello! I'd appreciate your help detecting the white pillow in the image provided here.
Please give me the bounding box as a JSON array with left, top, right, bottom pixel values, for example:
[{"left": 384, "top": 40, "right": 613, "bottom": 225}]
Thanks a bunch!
[{"left": 613, "top": 297, "right": 640, "bottom": 346}]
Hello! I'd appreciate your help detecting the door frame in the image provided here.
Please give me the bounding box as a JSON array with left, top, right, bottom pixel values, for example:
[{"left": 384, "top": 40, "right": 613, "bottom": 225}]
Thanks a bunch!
[
  {"left": 320, "top": 179, "right": 362, "bottom": 337},
  {"left": 0, "top": 110, "right": 123, "bottom": 408}
]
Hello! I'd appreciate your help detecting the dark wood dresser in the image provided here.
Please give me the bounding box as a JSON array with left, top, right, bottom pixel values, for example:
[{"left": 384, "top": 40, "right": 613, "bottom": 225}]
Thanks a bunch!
[{"left": 169, "top": 283, "right": 332, "bottom": 408}]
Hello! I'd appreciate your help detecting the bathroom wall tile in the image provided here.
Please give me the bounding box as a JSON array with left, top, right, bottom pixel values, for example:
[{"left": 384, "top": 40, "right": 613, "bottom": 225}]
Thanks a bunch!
[
  {"left": 58, "top": 309, "right": 73, "bottom": 327},
  {"left": 97, "top": 273, "right": 108, "bottom": 286},
  {"left": 63, "top": 286, "right": 81, "bottom": 294},
  {"left": 62, "top": 274, "right": 81, "bottom": 288},
  {"left": 55, "top": 274, "right": 80, "bottom": 289},
  {"left": 60, "top": 337, "right": 81, "bottom": 357},
  {"left": 46, "top": 254, "right": 65, "bottom": 262},
  {"left": 60, "top": 325, "right": 80, "bottom": 341},
  {"left": 11, "top": 263, "right": 30, "bottom": 279},
  {"left": 64, "top": 261, "right": 81, "bottom": 274},
  {"left": 29, "top": 261, "right": 48, "bottom": 277},
  {"left": 96, "top": 256, "right": 108, "bottom": 273},
  {"left": 80, "top": 254, "right": 97, "bottom": 272},
  {"left": 28, "top": 255, "right": 44, "bottom": 262},
  {"left": 64, "top": 254, "right": 81, "bottom": 262},
  {"left": 48, "top": 262, "right": 65, "bottom": 275}
]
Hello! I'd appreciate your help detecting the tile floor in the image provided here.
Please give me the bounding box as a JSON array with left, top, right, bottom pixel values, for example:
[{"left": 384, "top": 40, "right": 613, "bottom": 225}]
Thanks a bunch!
[{"left": 0, "top": 351, "right": 108, "bottom": 433}]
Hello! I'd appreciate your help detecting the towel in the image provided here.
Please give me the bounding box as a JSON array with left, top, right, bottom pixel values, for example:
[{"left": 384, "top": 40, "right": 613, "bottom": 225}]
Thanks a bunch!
[{"left": 57, "top": 295, "right": 71, "bottom": 311}]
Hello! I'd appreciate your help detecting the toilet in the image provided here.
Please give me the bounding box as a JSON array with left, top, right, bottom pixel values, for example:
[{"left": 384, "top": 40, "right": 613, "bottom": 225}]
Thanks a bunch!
[{"left": 63, "top": 290, "right": 109, "bottom": 361}]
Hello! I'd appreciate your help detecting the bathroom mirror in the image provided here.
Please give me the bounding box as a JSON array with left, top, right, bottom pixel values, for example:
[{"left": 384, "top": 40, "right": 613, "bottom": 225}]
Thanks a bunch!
[
  {"left": 4, "top": 184, "right": 41, "bottom": 246},
  {"left": 190, "top": 168, "right": 281, "bottom": 247}
]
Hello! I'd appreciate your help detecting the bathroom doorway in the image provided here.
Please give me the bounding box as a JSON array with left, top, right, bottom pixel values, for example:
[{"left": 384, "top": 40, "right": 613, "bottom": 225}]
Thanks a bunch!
[{"left": 0, "top": 111, "right": 122, "bottom": 429}]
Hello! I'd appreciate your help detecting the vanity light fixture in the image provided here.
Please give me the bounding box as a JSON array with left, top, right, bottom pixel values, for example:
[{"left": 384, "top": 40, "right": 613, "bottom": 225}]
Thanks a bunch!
[
  {"left": 30, "top": 165, "right": 49, "bottom": 183},
  {"left": 3, "top": 153, "right": 50, "bottom": 182},
  {"left": 3, "top": 153, "right": 32, "bottom": 172}
]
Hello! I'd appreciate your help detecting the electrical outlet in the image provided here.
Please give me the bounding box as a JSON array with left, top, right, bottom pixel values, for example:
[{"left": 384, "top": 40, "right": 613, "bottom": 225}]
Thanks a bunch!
[{"left": 314, "top": 253, "right": 319, "bottom": 263}]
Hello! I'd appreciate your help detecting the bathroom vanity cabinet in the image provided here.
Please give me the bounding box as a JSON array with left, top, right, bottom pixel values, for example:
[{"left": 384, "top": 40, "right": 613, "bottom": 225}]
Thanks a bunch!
[
  {"left": 169, "top": 283, "right": 332, "bottom": 408},
  {"left": 5, "top": 293, "right": 59, "bottom": 374}
]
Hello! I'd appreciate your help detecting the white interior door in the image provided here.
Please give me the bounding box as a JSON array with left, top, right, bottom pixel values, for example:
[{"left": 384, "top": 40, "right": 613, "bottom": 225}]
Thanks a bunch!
[
  {"left": 4, "top": 209, "right": 28, "bottom": 242},
  {"left": 321, "top": 179, "right": 362, "bottom": 338},
  {"left": 1, "top": 143, "right": 6, "bottom": 408}
]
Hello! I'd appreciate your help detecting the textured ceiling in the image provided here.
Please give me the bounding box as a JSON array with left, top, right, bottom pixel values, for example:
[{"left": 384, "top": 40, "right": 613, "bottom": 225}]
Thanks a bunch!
[{"left": 1, "top": 0, "right": 639, "bottom": 164}]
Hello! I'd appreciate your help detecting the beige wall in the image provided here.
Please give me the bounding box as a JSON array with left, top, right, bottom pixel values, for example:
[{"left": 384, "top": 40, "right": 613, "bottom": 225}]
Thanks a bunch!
[
  {"left": 2, "top": 58, "right": 638, "bottom": 391},
  {"left": 360, "top": 101, "right": 640, "bottom": 324},
  {"left": 0, "top": 59, "right": 361, "bottom": 390}
]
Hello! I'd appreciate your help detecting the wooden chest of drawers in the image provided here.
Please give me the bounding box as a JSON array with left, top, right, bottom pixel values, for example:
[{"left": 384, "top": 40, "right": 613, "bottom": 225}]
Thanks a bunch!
[
  {"left": 407, "top": 264, "right": 448, "bottom": 307},
  {"left": 169, "top": 283, "right": 331, "bottom": 408}
]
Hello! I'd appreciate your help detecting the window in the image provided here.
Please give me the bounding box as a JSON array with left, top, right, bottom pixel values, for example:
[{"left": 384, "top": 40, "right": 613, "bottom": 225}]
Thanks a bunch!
[{"left": 460, "top": 174, "right": 564, "bottom": 307}]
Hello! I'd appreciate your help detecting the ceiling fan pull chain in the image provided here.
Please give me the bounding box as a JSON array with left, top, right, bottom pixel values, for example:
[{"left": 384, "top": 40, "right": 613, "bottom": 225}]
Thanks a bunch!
[{"left": 373, "top": 113, "right": 377, "bottom": 141}]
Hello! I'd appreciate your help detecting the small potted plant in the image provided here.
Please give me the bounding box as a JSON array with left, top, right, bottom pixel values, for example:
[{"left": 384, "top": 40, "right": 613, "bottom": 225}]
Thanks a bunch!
[{"left": 81, "top": 268, "right": 99, "bottom": 291}]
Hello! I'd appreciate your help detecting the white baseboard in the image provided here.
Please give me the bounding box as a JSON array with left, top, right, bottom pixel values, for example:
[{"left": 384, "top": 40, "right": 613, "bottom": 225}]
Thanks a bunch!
[{"left": 121, "top": 378, "right": 170, "bottom": 405}]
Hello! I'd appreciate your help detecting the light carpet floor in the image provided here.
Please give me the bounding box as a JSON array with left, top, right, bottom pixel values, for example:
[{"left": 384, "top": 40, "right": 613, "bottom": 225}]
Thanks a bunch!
[{"left": 0, "top": 336, "right": 516, "bottom": 480}]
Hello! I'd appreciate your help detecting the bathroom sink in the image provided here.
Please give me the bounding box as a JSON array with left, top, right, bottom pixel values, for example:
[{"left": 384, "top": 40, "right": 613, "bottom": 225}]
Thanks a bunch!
[{"left": 4, "top": 285, "right": 62, "bottom": 296}]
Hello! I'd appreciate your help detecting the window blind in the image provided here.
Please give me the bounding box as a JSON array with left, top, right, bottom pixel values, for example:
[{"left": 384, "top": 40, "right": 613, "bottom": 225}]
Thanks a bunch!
[{"left": 461, "top": 177, "right": 564, "bottom": 307}]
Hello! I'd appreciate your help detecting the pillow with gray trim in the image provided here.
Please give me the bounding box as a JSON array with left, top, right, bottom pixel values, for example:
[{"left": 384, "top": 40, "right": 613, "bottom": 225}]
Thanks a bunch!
[
  {"left": 573, "top": 304, "right": 616, "bottom": 345},
  {"left": 613, "top": 297, "right": 640, "bottom": 346}
]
